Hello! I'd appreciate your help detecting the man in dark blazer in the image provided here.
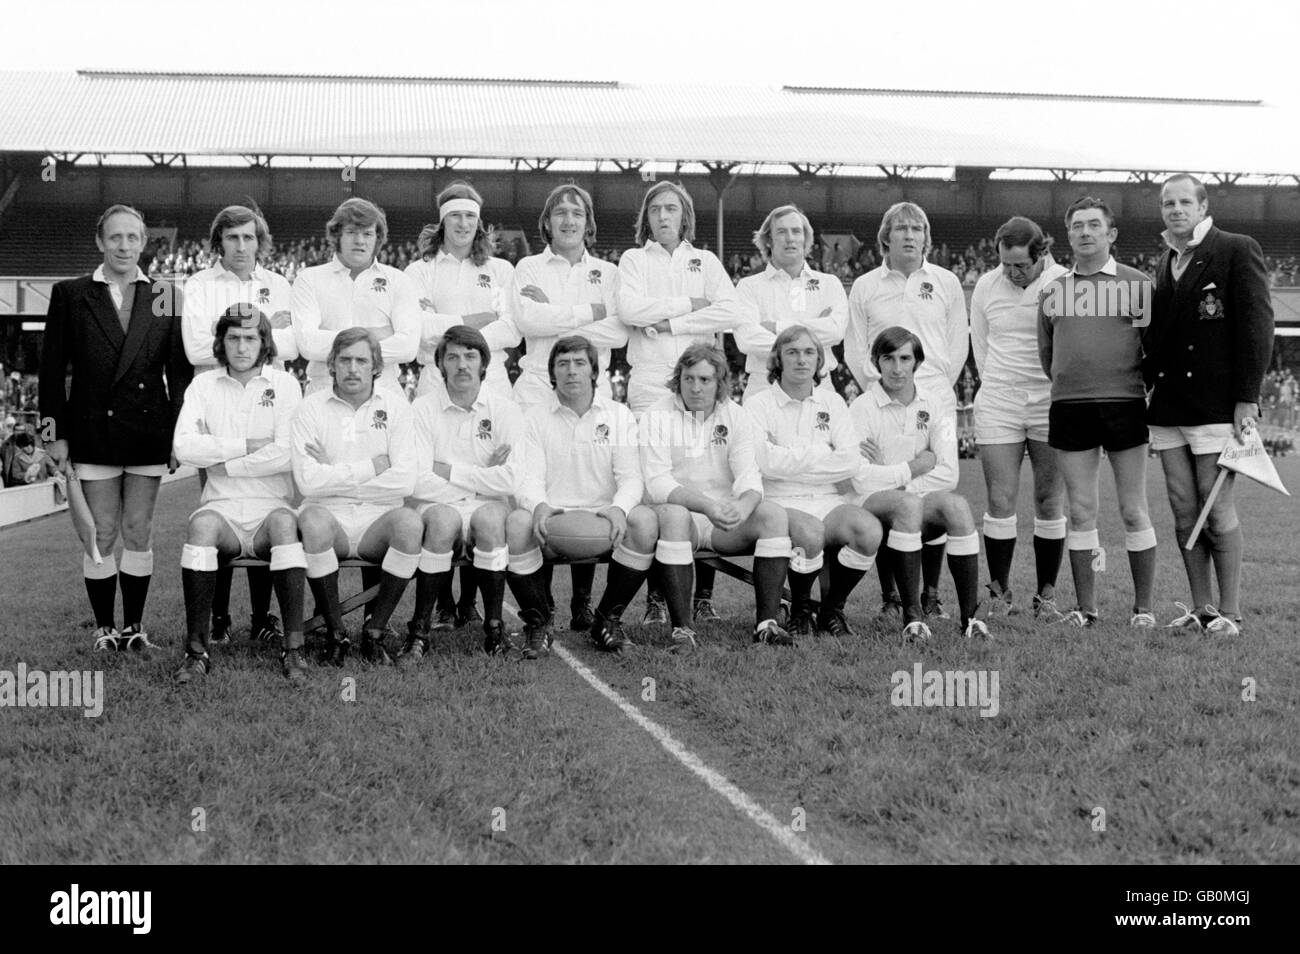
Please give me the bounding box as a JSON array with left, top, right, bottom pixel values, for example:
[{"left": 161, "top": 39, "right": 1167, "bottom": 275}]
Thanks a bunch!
[
  {"left": 1144, "top": 174, "right": 1274, "bottom": 637},
  {"left": 39, "top": 204, "right": 192, "bottom": 651}
]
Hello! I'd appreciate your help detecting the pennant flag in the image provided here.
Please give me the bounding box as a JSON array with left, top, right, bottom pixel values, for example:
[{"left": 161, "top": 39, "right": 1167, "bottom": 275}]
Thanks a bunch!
[
  {"left": 1217, "top": 428, "right": 1290, "bottom": 495},
  {"left": 65, "top": 463, "right": 103, "bottom": 564}
]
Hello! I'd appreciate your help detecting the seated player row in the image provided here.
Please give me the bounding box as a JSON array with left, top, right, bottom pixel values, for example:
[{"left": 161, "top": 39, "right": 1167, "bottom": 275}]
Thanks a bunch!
[{"left": 169, "top": 310, "right": 986, "bottom": 684}]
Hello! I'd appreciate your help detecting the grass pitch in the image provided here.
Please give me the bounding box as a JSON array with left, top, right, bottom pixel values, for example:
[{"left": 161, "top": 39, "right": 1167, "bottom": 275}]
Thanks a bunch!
[{"left": 1, "top": 457, "right": 1297, "bottom": 863}]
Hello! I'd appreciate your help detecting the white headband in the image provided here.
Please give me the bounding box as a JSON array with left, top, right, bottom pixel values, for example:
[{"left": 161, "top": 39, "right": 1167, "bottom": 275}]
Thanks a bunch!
[{"left": 439, "top": 198, "right": 481, "bottom": 221}]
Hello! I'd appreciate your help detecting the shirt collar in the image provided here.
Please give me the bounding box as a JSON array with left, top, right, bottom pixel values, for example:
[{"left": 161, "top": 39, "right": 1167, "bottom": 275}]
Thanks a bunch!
[
  {"left": 869, "top": 381, "right": 920, "bottom": 408},
  {"left": 434, "top": 248, "right": 472, "bottom": 265},
  {"left": 1071, "top": 256, "right": 1118, "bottom": 277},
  {"left": 331, "top": 254, "right": 380, "bottom": 275},
  {"left": 672, "top": 393, "right": 721, "bottom": 421},
  {"left": 543, "top": 245, "right": 589, "bottom": 267},
  {"left": 883, "top": 259, "right": 933, "bottom": 282},
  {"left": 771, "top": 384, "right": 820, "bottom": 407},
  {"left": 327, "top": 386, "right": 386, "bottom": 411},
  {"left": 763, "top": 262, "right": 812, "bottom": 283},
  {"left": 438, "top": 385, "right": 487, "bottom": 414},
  {"left": 92, "top": 264, "right": 149, "bottom": 285},
  {"left": 1161, "top": 216, "right": 1214, "bottom": 253},
  {"left": 220, "top": 365, "right": 272, "bottom": 386},
  {"left": 646, "top": 240, "right": 693, "bottom": 258}
]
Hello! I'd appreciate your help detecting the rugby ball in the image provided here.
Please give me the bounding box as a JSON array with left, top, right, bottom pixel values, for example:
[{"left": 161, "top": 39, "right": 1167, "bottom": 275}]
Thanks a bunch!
[{"left": 545, "top": 510, "right": 612, "bottom": 559}]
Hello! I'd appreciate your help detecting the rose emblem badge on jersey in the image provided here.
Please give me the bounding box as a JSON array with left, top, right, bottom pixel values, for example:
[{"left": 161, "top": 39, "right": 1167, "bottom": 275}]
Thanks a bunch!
[
  {"left": 688, "top": 258, "right": 702, "bottom": 273},
  {"left": 258, "top": 287, "right": 271, "bottom": 305},
  {"left": 919, "top": 282, "right": 934, "bottom": 301},
  {"left": 372, "top": 409, "right": 387, "bottom": 430},
  {"left": 477, "top": 419, "right": 492, "bottom": 440},
  {"left": 594, "top": 423, "right": 610, "bottom": 445},
  {"left": 372, "top": 277, "right": 387, "bottom": 293},
  {"left": 806, "top": 277, "right": 820, "bottom": 292},
  {"left": 259, "top": 388, "right": 275, "bottom": 407},
  {"left": 815, "top": 411, "right": 830, "bottom": 431},
  {"left": 477, "top": 274, "right": 492, "bottom": 289},
  {"left": 588, "top": 270, "right": 602, "bottom": 285},
  {"left": 916, "top": 410, "right": 930, "bottom": 430},
  {"left": 711, "top": 424, "right": 728, "bottom": 446}
]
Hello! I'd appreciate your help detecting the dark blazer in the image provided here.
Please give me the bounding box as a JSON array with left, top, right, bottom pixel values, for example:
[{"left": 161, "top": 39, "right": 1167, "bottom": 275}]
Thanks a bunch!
[
  {"left": 39, "top": 273, "right": 192, "bottom": 466},
  {"left": 1144, "top": 225, "right": 1273, "bottom": 426}
]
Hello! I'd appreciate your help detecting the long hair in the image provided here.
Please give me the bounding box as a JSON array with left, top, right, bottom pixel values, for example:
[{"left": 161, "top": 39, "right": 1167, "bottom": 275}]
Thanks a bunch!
[
  {"left": 420, "top": 180, "right": 494, "bottom": 266},
  {"left": 326, "top": 198, "right": 388, "bottom": 253},
  {"left": 548, "top": 335, "right": 600, "bottom": 389},
  {"left": 538, "top": 183, "right": 597, "bottom": 250},
  {"left": 753, "top": 205, "right": 815, "bottom": 263},
  {"left": 634, "top": 181, "right": 696, "bottom": 247},
  {"left": 327, "top": 326, "right": 383, "bottom": 380},
  {"left": 668, "top": 343, "right": 730, "bottom": 406},
  {"left": 767, "top": 324, "right": 825, "bottom": 385},
  {"left": 212, "top": 303, "right": 277, "bottom": 368},
  {"left": 208, "top": 204, "right": 274, "bottom": 259}
]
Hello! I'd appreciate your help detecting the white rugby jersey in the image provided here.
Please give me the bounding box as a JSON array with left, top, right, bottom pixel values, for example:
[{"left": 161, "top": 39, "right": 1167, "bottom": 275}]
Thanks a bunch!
[
  {"left": 638, "top": 394, "right": 763, "bottom": 505},
  {"left": 516, "top": 393, "right": 642, "bottom": 516},
  {"left": 404, "top": 251, "right": 520, "bottom": 397},
  {"left": 616, "top": 241, "right": 741, "bottom": 375},
  {"left": 409, "top": 385, "right": 524, "bottom": 506},
  {"left": 847, "top": 382, "right": 958, "bottom": 499},
  {"left": 733, "top": 263, "right": 848, "bottom": 394},
  {"left": 512, "top": 247, "right": 628, "bottom": 403},
  {"left": 291, "top": 257, "right": 420, "bottom": 393},
  {"left": 844, "top": 261, "right": 968, "bottom": 398},
  {"left": 290, "top": 386, "right": 415, "bottom": 509},
  {"left": 744, "top": 384, "right": 861, "bottom": 500},
  {"left": 173, "top": 365, "right": 302, "bottom": 505},
  {"left": 969, "top": 257, "right": 1067, "bottom": 392},
  {"left": 182, "top": 262, "right": 297, "bottom": 370}
]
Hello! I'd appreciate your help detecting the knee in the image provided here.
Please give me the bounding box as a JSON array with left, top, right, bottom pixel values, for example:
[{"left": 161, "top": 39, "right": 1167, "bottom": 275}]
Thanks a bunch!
[
  {"left": 754, "top": 501, "right": 788, "bottom": 536},
  {"left": 298, "top": 507, "right": 333, "bottom": 546},
  {"left": 655, "top": 504, "right": 690, "bottom": 538},
  {"left": 986, "top": 483, "right": 1016, "bottom": 517},
  {"left": 1117, "top": 499, "right": 1149, "bottom": 531},
  {"left": 187, "top": 512, "right": 224, "bottom": 546},
  {"left": 625, "top": 506, "right": 659, "bottom": 548},
  {"left": 505, "top": 508, "right": 534, "bottom": 549},
  {"left": 788, "top": 512, "right": 824, "bottom": 553},
  {"left": 856, "top": 514, "right": 884, "bottom": 553},
  {"left": 120, "top": 513, "right": 154, "bottom": 549},
  {"left": 266, "top": 508, "right": 298, "bottom": 543},
  {"left": 943, "top": 496, "right": 974, "bottom": 535},
  {"left": 1066, "top": 496, "right": 1097, "bottom": 528},
  {"left": 469, "top": 503, "right": 507, "bottom": 543},
  {"left": 1207, "top": 496, "right": 1239, "bottom": 534},
  {"left": 391, "top": 510, "right": 424, "bottom": 551},
  {"left": 895, "top": 495, "right": 923, "bottom": 532}
]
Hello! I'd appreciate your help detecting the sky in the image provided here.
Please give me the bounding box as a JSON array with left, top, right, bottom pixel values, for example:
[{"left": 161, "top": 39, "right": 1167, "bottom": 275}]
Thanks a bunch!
[{"left": 6, "top": 0, "right": 1299, "bottom": 110}]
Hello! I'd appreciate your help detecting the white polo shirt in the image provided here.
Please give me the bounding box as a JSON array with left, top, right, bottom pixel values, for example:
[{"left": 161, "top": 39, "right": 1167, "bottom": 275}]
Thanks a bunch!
[
  {"left": 512, "top": 247, "right": 627, "bottom": 403},
  {"left": 844, "top": 261, "right": 968, "bottom": 401},
  {"left": 733, "top": 263, "right": 848, "bottom": 397},
  {"left": 290, "top": 256, "right": 421, "bottom": 394},
  {"left": 847, "top": 382, "right": 958, "bottom": 499},
  {"left": 743, "top": 384, "right": 861, "bottom": 499},
  {"left": 409, "top": 385, "right": 524, "bottom": 506},
  {"left": 638, "top": 395, "right": 763, "bottom": 504},
  {"left": 172, "top": 364, "right": 301, "bottom": 505},
  {"left": 404, "top": 251, "right": 519, "bottom": 398},
  {"left": 182, "top": 262, "right": 297, "bottom": 370},
  {"left": 969, "top": 257, "right": 1067, "bottom": 393},
  {"left": 290, "top": 385, "right": 416, "bottom": 510},
  {"left": 616, "top": 241, "right": 741, "bottom": 376},
  {"left": 517, "top": 393, "right": 642, "bottom": 516}
]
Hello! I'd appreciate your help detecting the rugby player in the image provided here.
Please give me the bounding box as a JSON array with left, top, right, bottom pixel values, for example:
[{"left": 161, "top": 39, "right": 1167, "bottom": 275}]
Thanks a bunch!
[
  {"left": 745, "top": 325, "right": 882, "bottom": 639},
  {"left": 182, "top": 204, "right": 299, "bottom": 647},
  {"left": 291, "top": 327, "right": 421, "bottom": 665},
  {"left": 512, "top": 183, "right": 628, "bottom": 630},
  {"left": 172, "top": 305, "right": 307, "bottom": 684},
  {"left": 291, "top": 198, "right": 420, "bottom": 397},
  {"left": 733, "top": 205, "right": 848, "bottom": 403},
  {"left": 969, "top": 216, "right": 1069, "bottom": 619},
  {"left": 849, "top": 326, "right": 987, "bottom": 642},
  {"left": 844, "top": 202, "right": 969, "bottom": 621},
  {"left": 399, "top": 326, "right": 523, "bottom": 662},
  {"left": 640, "top": 344, "right": 792, "bottom": 652},
  {"left": 617, "top": 181, "right": 742, "bottom": 623},
  {"left": 1037, "top": 197, "right": 1157, "bottom": 628},
  {"left": 506, "top": 336, "right": 658, "bottom": 658},
  {"left": 407, "top": 180, "right": 520, "bottom": 402},
  {"left": 39, "top": 204, "right": 192, "bottom": 652}
]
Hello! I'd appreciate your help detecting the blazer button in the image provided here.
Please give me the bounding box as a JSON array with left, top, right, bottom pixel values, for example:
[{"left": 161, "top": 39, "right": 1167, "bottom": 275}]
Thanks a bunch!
[
  {"left": 1186, "top": 372, "right": 1193, "bottom": 378},
  {"left": 139, "top": 382, "right": 145, "bottom": 389},
  {"left": 107, "top": 410, "right": 114, "bottom": 417},
  {"left": 1158, "top": 372, "right": 1164, "bottom": 378},
  {"left": 1187, "top": 345, "right": 1193, "bottom": 351}
]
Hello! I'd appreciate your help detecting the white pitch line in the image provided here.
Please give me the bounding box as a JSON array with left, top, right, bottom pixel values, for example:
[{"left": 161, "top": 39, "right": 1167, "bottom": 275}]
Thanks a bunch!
[{"left": 549, "top": 640, "right": 833, "bottom": 866}]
